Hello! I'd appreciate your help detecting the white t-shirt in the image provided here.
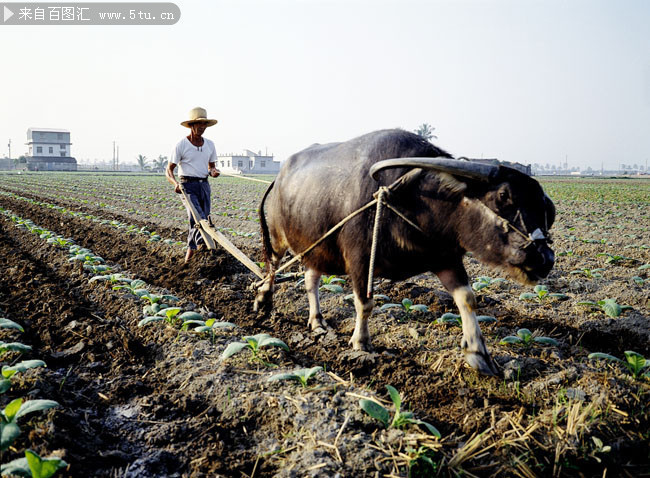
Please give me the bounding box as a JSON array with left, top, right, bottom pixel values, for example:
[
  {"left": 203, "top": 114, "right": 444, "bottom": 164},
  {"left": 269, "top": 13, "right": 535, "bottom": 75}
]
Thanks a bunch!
[{"left": 171, "top": 137, "right": 217, "bottom": 178}]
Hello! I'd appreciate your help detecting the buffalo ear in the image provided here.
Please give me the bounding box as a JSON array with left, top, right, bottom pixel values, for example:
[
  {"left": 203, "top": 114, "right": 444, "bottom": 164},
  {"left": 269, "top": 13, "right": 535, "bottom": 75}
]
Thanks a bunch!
[{"left": 437, "top": 172, "right": 467, "bottom": 195}]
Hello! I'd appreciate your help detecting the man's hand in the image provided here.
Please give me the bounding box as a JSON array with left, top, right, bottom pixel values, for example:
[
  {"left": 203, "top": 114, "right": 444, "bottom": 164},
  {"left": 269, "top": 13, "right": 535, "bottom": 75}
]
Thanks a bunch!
[
  {"left": 209, "top": 167, "right": 220, "bottom": 178},
  {"left": 174, "top": 182, "right": 182, "bottom": 194}
]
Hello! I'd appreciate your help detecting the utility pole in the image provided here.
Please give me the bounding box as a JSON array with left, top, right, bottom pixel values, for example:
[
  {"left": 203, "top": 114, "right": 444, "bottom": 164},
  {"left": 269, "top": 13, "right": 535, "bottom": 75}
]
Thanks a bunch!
[
  {"left": 7, "top": 139, "right": 11, "bottom": 159},
  {"left": 116, "top": 145, "right": 119, "bottom": 171}
]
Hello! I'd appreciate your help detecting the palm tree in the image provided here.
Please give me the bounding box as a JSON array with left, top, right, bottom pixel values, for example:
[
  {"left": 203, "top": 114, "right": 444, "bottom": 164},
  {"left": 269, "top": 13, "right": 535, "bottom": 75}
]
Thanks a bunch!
[
  {"left": 414, "top": 123, "right": 437, "bottom": 141},
  {"left": 136, "top": 154, "right": 148, "bottom": 171},
  {"left": 153, "top": 155, "right": 168, "bottom": 172}
]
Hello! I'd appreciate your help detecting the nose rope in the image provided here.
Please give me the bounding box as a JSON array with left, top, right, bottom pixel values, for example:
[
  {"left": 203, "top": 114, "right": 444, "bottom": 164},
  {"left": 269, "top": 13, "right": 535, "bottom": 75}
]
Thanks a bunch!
[{"left": 474, "top": 200, "right": 549, "bottom": 247}]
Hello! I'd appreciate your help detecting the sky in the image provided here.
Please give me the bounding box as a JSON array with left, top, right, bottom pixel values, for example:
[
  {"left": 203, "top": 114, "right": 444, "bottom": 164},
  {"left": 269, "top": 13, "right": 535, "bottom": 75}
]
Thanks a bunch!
[{"left": 1, "top": 0, "right": 649, "bottom": 170}]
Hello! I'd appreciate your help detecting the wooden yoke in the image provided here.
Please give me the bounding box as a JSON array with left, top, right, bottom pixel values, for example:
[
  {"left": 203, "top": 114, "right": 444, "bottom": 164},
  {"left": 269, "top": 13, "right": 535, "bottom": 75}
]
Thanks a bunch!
[{"left": 179, "top": 185, "right": 264, "bottom": 280}]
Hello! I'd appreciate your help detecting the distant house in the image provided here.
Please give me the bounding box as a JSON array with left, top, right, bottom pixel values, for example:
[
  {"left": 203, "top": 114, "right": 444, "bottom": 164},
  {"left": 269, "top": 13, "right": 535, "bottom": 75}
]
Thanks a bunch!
[
  {"left": 216, "top": 149, "right": 280, "bottom": 175},
  {"left": 25, "top": 128, "right": 77, "bottom": 171}
]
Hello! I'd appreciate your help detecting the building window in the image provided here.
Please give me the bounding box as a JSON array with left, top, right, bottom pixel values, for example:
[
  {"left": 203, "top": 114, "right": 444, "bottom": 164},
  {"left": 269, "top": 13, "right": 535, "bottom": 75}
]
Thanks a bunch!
[
  {"left": 238, "top": 160, "right": 243, "bottom": 168},
  {"left": 59, "top": 144, "right": 65, "bottom": 150},
  {"left": 220, "top": 161, "right": 224, "bottom": 167},
  {"left": 60, "top": 152, "right": 65, "bottom": 157},
  {"left": 49, "top": 147, "right": 53, "bottom": 154},
  {"left": 57, "top": 133, "right": 63, "bottom": 140},
  {"left": 36, "top": 146, "right": 42, "bottom": 154},
  {"left": 260, "top": 160, "right": 266, "bottom": 168}
]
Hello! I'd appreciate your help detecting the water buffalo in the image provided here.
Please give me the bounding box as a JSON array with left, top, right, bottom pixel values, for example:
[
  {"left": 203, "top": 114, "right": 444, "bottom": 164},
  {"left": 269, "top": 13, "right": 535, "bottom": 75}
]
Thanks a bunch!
[{"left": 254, "top": 129, "right": 555, "bottom": 375}]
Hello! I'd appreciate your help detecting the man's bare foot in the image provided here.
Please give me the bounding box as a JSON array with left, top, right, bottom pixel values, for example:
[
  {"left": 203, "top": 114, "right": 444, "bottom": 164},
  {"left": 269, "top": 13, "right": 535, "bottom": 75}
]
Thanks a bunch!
[{"left": 185, "top": 249, "right": 195, "bottom": 263}]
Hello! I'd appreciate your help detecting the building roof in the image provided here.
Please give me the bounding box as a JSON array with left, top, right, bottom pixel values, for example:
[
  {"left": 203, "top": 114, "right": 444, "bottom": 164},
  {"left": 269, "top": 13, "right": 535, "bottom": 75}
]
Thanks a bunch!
[{"left": 27, "top": 127, "right": 70, "bottom": 135}]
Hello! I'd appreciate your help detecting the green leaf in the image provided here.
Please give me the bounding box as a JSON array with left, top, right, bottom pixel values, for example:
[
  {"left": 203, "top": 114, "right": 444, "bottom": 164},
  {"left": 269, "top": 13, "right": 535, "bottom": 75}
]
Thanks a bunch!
[
  {"left": 3, "top": 398, "right": 23, "bottom": 421},
  {"left": 577, "top": 301, "right": 599, "bottom": 307},
  {"left": 156, "top": 307, "right": 181, "bottom": 317},
  {"left": 599, "top": 299, "right": 622, "bottom": 318},
  {"left": 25, "top": 450, "right": 68, "bottom": 478},
  {"left": 588, "top": 352, "right": 622, "bottom": 362},
  {"left": 0, "top": 318, "right": 23, "bottom": 332},
  {"left": 517, "top": 328, "right": 532, "bottom": 341},
  {"left": 267, "top": 373, "right": 300, "bottom": 383},
  {"left": 320, "top": 284, "right": 344, "bottom": 293},
  {"left": 472, "top": 282, "right": 488, "bottom": 291},
  {"left": 410, "top": 304, "right": 429, "bottom": 313},
  {"left": 178, "top": 311, "right": 203, "bottom": 321},
  {"left": 359, "top": 399, "right": 390, "bottom": 427},
  {"left": 409, "top": 419, "right": 441, "bottom": 438},
  {"left": 380, "top": 303, "right": 402, "bottom": 311},
  {"left": 401, "top": 298, "right": 413, "bottom": 309},
  {"left": 2, "top": 360, "right": 46, "bottom": 377},
  {"left": 548, "top": 293, "right": 569, "bottom": 300},
  {"left": 519, "top": 293, "right": 538, "bottom": 301},
  {"left": 15, "top": 399, "right": 59, "bottom": 419},
  {"left": 373, "top": 294, "right": 391, "bottom": 302},
  {"left": 0, "top": 456, "right": 31, "bottom": 477},
  {"left": 221, "top": 342, "right": 250, "bottom": 360},
  {"left": 533, "top": 284, "right": 548, "bottom": 294},
  {"left": 386, "top": 385, "right": 401, "bottom": 412},
  {"left": 181, "top": 320, "right": 205, "bottom": 330},
  {"left": 0, "top": 342, "right": 32, "bottom": 354},
  {"left": 638, "top": 264, "right": 650, "bottom": 271},
  {"left": 258, "top": 337, "right": 290, "bottom": 351},
  {"left": 0, "top": 379, "right": 12, "bottom": 394},
  {"left": 133, "top": 288, "right": 150, "bottom": 297},
  {"left": 499, "top": 336, "right": 523, "bottom": 345},
  {"left": 137, "top": 316, "right": 164, "bottom": 327},
  {"left": 476, "top": 315, "right": 497, "bottom": 323},
  {"left": 210, "top": 321, "right": 237, "bottom": 329},
  {"left": 162, "top": 294, "right": 180, "bottom": 302},
  {"left": 0, "top": 421, "right": 21, "bottom": 450},
  {"left": 534, "top": 337, "right": 559, "bottom": 346},
  {"left": 624, "top": 351, "right": 649, "bottom": 377}
]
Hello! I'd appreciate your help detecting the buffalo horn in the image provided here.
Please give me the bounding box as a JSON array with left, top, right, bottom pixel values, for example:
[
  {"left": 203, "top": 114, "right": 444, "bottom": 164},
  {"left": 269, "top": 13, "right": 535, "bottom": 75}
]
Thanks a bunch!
[{"left": 370, "top": 157, "right": 499, "bottom": 181}]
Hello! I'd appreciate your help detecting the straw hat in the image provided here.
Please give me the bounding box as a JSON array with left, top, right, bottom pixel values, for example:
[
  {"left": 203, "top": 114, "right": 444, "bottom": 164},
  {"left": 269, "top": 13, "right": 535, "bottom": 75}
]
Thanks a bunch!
[{"left": 181, "top": 107, "right": 218, "bottom": 128}]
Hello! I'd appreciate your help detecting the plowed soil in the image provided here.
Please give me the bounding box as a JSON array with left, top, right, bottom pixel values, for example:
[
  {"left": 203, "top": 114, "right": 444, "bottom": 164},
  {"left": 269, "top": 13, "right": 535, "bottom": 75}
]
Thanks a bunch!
[{"left": 0, "top": 173, "right": 648, "bottom": 478}]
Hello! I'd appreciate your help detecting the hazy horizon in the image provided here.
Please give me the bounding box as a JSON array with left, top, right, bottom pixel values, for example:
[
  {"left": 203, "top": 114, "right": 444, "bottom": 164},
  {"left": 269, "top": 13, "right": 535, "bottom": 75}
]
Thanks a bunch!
[{"left": 1, "top": 0, "right": 649, "bottom": 170}]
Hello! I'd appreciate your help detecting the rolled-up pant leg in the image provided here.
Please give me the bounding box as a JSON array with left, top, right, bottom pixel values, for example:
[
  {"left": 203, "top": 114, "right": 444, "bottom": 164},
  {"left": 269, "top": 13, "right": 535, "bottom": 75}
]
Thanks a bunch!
[{"left": 184, "top": 181, "right": 212, "bottom": 250}]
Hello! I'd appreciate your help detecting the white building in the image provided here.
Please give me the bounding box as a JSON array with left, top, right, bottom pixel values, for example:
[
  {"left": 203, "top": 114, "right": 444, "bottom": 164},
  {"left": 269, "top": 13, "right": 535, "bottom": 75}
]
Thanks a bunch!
[
  {"left": 216, "top": 149, "right": 280, "bottom": 175},
  {"left": 25, "top": 127, "right": 77, "bottom": 171}
]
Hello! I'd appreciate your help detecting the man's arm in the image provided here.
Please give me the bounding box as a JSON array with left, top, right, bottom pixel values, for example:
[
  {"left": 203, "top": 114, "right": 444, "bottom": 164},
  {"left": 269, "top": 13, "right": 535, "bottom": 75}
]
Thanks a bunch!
[{"left": 166, "top": 163, "right": 182, "bottom": 193}]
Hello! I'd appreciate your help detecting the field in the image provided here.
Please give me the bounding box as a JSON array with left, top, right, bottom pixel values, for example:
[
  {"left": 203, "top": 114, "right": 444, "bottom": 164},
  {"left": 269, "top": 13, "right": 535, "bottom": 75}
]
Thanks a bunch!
[{"left": 0, "top": 172, "right": 648, "bottom": 478}]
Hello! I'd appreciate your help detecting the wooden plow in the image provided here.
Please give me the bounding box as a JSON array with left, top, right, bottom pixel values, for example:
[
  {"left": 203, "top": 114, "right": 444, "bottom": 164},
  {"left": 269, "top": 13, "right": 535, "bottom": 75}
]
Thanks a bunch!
[{"left": 178, "top": 184, "right": 265, "bottom": 280}]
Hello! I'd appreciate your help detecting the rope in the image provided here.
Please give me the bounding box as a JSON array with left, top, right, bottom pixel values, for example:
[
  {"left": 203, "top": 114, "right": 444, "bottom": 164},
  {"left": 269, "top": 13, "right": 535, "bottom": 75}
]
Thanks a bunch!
[{"left": 366, "top": 187, "right": 387, "bottom": 298}]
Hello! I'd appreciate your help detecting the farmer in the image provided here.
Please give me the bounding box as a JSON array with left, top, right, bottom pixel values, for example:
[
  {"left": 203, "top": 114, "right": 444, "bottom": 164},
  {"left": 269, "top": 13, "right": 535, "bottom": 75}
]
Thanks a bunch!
[{"left": 166, "top": 107, "right": 221, "bottom": 263}]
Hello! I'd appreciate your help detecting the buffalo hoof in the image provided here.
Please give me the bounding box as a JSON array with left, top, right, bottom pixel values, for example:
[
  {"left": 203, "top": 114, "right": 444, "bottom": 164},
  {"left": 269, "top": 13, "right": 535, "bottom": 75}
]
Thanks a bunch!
[
  {"left": 464, "top": 351, "right": 500, "bottom": 376},
  {"left": 349, "top": 335, "right": 371, "bottom": 352}
]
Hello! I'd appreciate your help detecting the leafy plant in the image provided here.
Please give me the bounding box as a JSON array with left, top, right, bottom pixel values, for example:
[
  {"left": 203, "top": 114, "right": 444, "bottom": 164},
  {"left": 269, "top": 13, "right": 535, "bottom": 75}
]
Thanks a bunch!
[
  {"left": 577, "top": 298, "right": 632, "bottom": 318},
  {"left": 588, "top": 351, "right": 649, "bottom": 379},
  {"left": 597, "top": 253, "right": 636, "bottom": 265},
  {"left": 436, "top": 312, "right": 496, "bottom": 326},
  {"left": 1, "top": 449, "right": 67, "bottom": 478},
  {"left": 182, "top": 318, "right": 236, "bottom": 342},
  {"left": 267, "top": 366, "right": 323, "bottom": 388},
  {"left": 319, "top": 275, "right": 346, "bottom": 293},
  {"left": 359, "top": 385, "right": 440, "bottom": 438},
  {"left": 500, "top": 328, "right": 558, "bottom": 347},
  {"left": 472, "top": 276, "right": 506, "bottom": 292},
  {"left": 140, "top": 293, "right": 180, "bottom": 306},
  {"left": 0, "top": 342, "right": 32, "bottom": 357},
  {"left": 89, "top": 273, "right": 129, "bottom": 284},
  {"left": 380, "top": 298, "right": 428, "bottom": 315},
  {"left": 1, "top": 398, "right": 59, "bottom": 451},
  {"left": 519, "top": 285, "right": 568, "bottom": 302},
  {"left": 138, "top": 307, "right": 183, "bottom": 327},
  {"left": 0, "top": 318, "right": 24, "bottom": 333},
  {"left": 112, "top": 279, "right": 149, "bottom": 297},
  {"left": 569, "top": 268, "right": 605, "bottom": 279},
  {"left": 631, "top": 276, "right": 647, "bottom": 285},
  {"left": 221, "top": 334, "right": 289, "bottom": 365}
]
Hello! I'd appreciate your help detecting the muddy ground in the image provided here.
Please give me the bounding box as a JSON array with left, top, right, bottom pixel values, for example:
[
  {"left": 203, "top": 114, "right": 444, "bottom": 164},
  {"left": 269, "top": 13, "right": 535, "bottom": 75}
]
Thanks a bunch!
[{"left": 0, "top": 174, "right": 648, "bottom": 477}]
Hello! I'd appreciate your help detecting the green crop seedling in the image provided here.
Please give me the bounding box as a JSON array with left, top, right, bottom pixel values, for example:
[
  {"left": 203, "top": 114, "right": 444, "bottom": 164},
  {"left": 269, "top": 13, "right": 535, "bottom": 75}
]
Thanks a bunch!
[
  {"left": 359, "top": 385, "right": 440, "bottom": 438},
  {"left": 588, "top": 351, "right": 650, "bottom": 379},
  {"left": 519, "top": 285, "right": 569, "bottom": 302},
  {"left": 569, "top": 268, "right": 605, "bottom": 279},
  {"left": 319, "top": 275, "right": 346, "bottom": 293},
  {"left": 472, "top": 276, "right": 506, "bottom": 291},
  {"left": 597, "top": 253, "right": 636, "bottom": 265},
  {"left": 577, "top": 298, "right": 632, "bottom": 318},
  {"left": 267, "top": 366, "right": 323, "bottom": 388},
  {"left": 380, "top": 298, "right": 428, "bottom": 315},
  {"left": 1, "top": 398, "right": 59, "bottom": 451},
  {"left": 138, "top": 307, "right": 183, "bottom": 327},
  {"left": 436, "top": 312, "right": 496, "bottom": 326},
  {"left": 1, "top": 449, "right": 68, "bottom": 478},
  {"left": 221, "top": 334, "right": 289, "bottom": 366},
  {"left": 500, "top": 328, "right": 558, "bottom": 347}
]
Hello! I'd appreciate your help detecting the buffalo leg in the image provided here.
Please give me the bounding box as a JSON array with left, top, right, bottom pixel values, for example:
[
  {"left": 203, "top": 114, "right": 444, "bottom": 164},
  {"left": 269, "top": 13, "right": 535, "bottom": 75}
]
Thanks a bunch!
[
  {"left": 437, "top": 269, "right": 499, "bottom": 376},
  {"left": 304, "top": 268, "right": 327, "bottom": 331},
  {"left": 349, "top": 290, "right": 374, "bottom": 351}
]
